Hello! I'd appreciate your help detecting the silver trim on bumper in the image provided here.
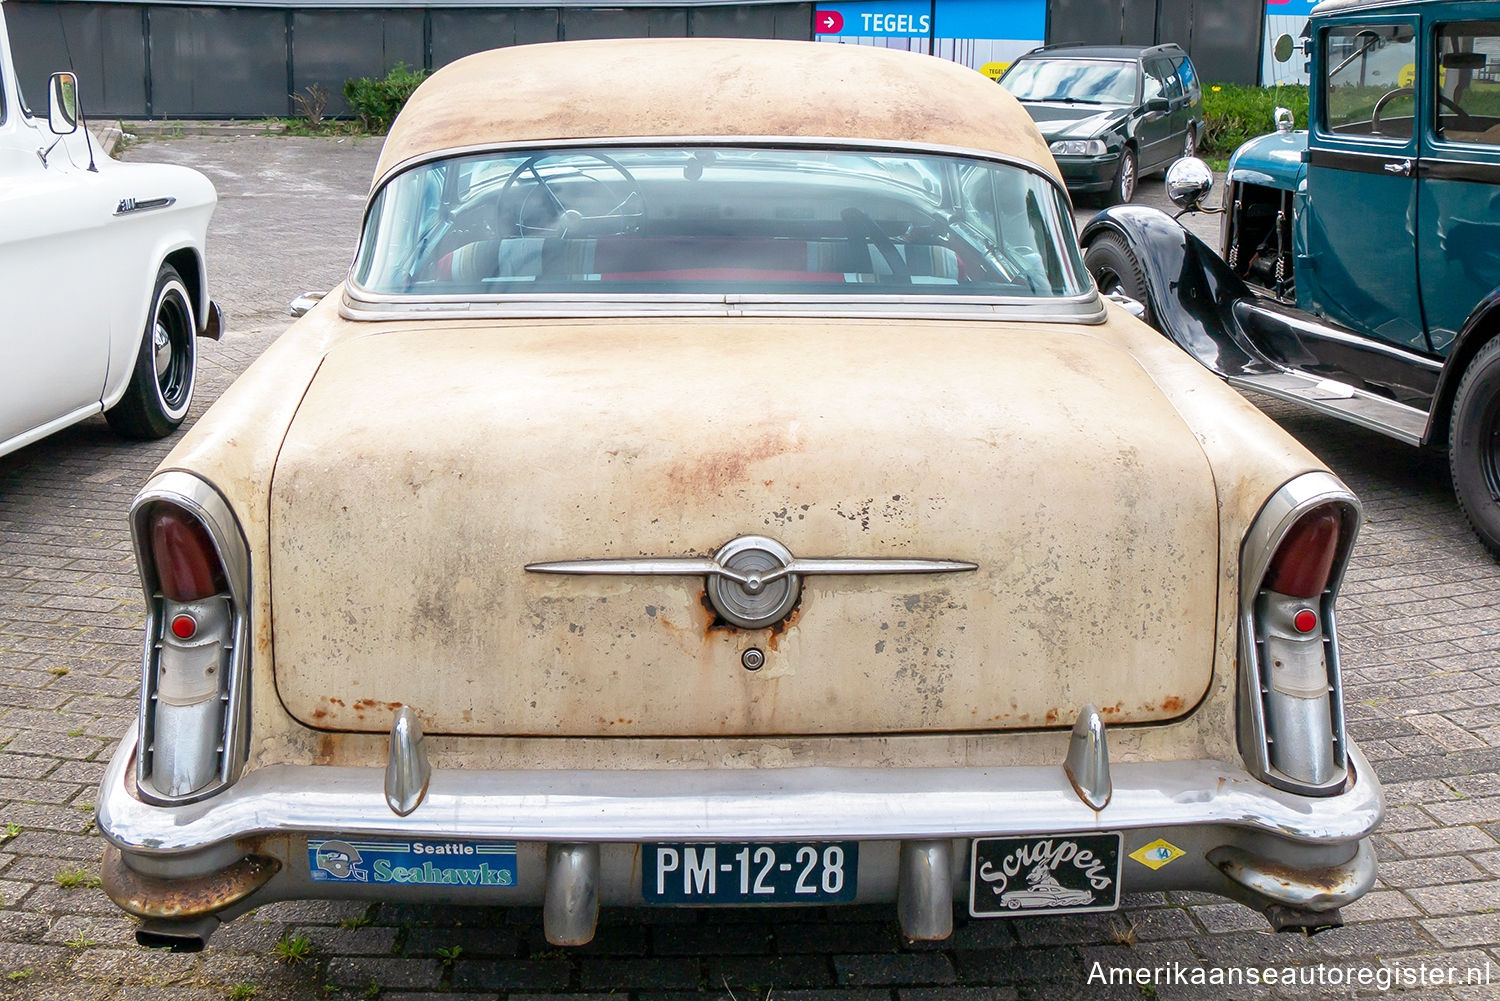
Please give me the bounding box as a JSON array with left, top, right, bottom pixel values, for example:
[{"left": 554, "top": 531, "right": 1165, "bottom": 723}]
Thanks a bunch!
[
  {"left": 99, "top": 728, "right": 1381, "bottom": 852},
  {"left": 96, "top": 728, "right": 1382, "bottom": 943}
]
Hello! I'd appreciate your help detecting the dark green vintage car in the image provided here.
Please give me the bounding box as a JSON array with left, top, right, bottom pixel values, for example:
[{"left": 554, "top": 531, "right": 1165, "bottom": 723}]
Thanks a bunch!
[
  {"left": 1082, "top": 0, "right": 1500, "bottom": 557},
  {"left": 1000, "top": 43, "right": 1204, "bottom": 205}
]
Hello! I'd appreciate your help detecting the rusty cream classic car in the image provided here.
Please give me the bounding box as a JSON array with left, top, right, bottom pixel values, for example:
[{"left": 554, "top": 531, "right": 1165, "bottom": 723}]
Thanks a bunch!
[{"left": 96, "top": 38, "right": 1382, "bottom": 949}]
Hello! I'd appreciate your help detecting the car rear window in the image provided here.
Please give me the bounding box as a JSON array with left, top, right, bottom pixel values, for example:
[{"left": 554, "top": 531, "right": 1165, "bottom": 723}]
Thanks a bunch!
[{"left": 352, "top": 146, "right": 1087, "bottom": 299}]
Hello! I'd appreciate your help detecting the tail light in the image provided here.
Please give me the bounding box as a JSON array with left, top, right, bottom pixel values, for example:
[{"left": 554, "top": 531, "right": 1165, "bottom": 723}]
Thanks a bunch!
[
  {"left": 1239, "top": 474, "right": 1360, "bottom": 796},
  {"left": 130, "top": 474, "right": 251, "bottom": 805}
]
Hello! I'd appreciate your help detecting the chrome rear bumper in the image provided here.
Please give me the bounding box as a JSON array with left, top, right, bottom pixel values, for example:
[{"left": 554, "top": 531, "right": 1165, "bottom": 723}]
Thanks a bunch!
[{"left": 97, "top": 723, "right": 1382, "bottom": 946}]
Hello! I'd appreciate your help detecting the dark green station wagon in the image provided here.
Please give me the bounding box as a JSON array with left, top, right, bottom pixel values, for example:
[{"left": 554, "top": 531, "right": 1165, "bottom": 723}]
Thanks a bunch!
[{"left": 1082, "top": 0, "right": 1500, "bottom": 557}]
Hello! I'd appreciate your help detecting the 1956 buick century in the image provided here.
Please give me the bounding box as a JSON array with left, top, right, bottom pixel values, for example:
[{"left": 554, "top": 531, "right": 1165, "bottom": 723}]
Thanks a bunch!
[{"left": 95, "top": 37, "right": 1382, "bottom": 949}]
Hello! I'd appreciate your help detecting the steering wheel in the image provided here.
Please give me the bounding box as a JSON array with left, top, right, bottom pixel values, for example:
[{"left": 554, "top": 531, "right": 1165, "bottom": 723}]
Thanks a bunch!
[
  {"left": 1372, "top": 87, "right": 1475, "bottom": 134},
  {"left": 841, "top": 207, "right": 910, "bottom": 282},
  {"left": 498, "top": 152, "right": 646, "bottom": 238}
]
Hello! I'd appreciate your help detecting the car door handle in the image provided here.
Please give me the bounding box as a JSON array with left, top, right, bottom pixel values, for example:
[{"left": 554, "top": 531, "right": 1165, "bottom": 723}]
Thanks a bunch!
[{"left": 1383, "top": 160, "right": 1412, "bottom": 176}]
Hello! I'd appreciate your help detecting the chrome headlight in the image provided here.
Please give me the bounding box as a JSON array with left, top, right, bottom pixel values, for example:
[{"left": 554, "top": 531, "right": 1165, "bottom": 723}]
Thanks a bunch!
[{"left": 1048, "top": 139, "right": 1108, "bottom": 156}]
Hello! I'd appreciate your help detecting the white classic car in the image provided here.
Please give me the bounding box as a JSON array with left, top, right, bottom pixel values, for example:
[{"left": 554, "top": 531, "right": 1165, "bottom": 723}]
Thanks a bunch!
[
  {"left": 96, "top": 38, "right": 1381, "bottom": 949},
  {"left": 0, "top": 0, "right": 219, "bottom": 458}
]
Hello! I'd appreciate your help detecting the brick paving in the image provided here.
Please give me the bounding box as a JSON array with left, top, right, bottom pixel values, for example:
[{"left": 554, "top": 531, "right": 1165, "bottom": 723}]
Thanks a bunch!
[{"left": 0, "top": 135, "right": 1496, "bottom": 1000}]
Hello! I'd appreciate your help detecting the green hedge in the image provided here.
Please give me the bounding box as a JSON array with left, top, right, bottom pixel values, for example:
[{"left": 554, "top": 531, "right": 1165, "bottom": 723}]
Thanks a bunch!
[
  {"left": 1200, "top": 83, "right": 1310, "bottom": 158},
  {"left": 344, "top": 63, "right": 428, "bottom": 134}
]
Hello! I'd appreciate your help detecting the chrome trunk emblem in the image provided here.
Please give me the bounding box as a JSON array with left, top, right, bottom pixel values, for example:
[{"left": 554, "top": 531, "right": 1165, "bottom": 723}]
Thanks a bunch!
[{"left": 526, "top": 535, "right": 977, "bottom": 629}]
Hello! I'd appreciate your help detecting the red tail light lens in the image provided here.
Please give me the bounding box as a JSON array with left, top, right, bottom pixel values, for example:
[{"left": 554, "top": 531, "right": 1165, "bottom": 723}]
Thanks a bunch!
[
  {"left": 149, "top": 505, "right": 228, "bottom": 602},
  {"left": 1264, "top": 505, "right": 1343, "bottom": 599}
]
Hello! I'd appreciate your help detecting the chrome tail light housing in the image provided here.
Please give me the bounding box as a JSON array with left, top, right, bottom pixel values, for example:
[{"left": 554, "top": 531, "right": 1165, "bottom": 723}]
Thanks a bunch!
[
  {"left": 130, "top": 472, "right": 251, "bottom": 805},
  {"left": 1239, "top": 472, "right": 1361, "bottom": 796}
]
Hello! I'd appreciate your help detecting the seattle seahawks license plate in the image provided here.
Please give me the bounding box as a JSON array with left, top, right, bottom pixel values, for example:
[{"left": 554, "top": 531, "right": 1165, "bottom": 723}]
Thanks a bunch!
[
  {"left": 642, "top": 842, "right": 857, "bottom": 903},
  {"left": 969, "top": 833, "right": 1121, "bottom": 917}
]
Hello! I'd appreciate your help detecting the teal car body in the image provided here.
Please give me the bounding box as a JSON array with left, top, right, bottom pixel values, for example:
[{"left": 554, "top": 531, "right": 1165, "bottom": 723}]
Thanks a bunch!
[{"left": 1081, "top": 0, "right": 1500, "bottom": 558}]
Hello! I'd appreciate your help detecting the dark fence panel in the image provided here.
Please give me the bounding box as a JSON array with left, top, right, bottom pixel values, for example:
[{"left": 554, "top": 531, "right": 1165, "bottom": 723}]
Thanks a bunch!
[
  {"left": 148, "top": 6, "right": 289, "bottom": 115},
  {"left": 1044, "top": 0, "right": 1260, "bottom": 85},
  {"left": 429, "top": 8, "right": 560, "bottom": 65},
  {"left": 291, "top": 9, "right": 424, "bottom": 117},
  {"left": 8, "top": 2, "right": 145, "bottom": 116},
  {"left": 689, "top": 3, "right": 807, "bottom": 38},
  {"left": 561, "top": 6, "right": 686, "bottom": 38},
  {"left": 9, "top": 0, "right": 1258, "bottom": 118},
  {"left": 1188, "top": 0, "right": 1260, "bottom": 89}
]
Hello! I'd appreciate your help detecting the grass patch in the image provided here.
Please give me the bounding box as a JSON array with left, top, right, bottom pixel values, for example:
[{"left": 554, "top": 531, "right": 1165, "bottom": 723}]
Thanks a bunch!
[
  {"left": 54, "top": 865, "right": 102, "bottom": 889},
  {"left": 1201, "top": 82, "right": 1310, "bottom": 159},
  {"left": 273, "top": 934, "right": 314, "bottom": 965}
]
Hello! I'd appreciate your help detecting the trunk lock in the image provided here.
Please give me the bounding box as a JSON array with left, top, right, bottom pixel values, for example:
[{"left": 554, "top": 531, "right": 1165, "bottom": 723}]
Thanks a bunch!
[{"left": 741, "top": 648, "right": 765, "bottom": 671}]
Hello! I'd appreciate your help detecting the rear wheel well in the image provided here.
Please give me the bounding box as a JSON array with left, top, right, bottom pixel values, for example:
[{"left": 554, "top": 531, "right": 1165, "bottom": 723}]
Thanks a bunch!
[
  {"left": 1430, "top": 308, "right": 1500, "bottom": 450},
  {"left": 163, "top": 248, "right": 205, "bottom": 332}
]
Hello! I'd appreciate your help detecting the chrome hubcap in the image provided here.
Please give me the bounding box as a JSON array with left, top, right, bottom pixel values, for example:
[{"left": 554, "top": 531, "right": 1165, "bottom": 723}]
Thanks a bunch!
[{"left": 153, "top": 322, "right": 172, "bottom": 379}]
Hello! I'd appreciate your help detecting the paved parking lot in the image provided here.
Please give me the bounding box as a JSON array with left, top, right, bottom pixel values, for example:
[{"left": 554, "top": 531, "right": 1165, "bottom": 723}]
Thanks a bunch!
[{"left": 0, "top": 133, "right": 1497, "bottom": 1001}]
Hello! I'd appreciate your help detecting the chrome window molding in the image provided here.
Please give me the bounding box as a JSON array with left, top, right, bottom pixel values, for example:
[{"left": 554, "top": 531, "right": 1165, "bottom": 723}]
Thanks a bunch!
[
  {"left": 130, "top": 471, "right": 253, "bottom": 807},
  {"left": 347, "top": 135, "right": 1090, "bottom": 315},
  {"left": 1237, "top": 471, "right": 1362, "bottom": 797},
  {"left": 338, "top": 287, "right": 1110, "bottom": 324},
  {"left": 368, "top": 135, "right": 1077, "bottom": 211}
]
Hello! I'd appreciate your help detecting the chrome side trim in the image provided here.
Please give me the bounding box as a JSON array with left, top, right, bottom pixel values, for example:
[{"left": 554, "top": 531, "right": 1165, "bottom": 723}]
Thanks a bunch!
[
  {"left": 115, "top": 196, "right": 176, "bottom": 216},
  {"left": 1237, "top": 472, "right": 1362, "bottom": 796},
  {"left": 531, "top": 535, "right": 978, "bottom": 629},
  {"left": 528, "top": 554, "right": 975, "bottom": 582},
  {"left": 129, "top": 472, "right": 252, "bottom": 807},
  {"left": 338, "top": 289, "right": 1109, "bottom": 325},
  {"left": 97, "top": 727, "right": 1383, "bottom": 855}
]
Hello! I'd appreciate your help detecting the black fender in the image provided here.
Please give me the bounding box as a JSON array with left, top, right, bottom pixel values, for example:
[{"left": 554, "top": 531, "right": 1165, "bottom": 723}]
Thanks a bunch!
[
  {"left": 1079, "top": 205, "right": 1276, "bottom": 380},
  {"left": 1426, "top": 285, "right": 1500, "bottom": 448}
]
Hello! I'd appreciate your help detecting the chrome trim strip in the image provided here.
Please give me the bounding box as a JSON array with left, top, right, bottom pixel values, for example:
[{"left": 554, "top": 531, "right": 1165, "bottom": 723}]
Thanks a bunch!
[
  {"left": 97, "top": 728, "right": 1383, "bottom": 855},
  {"left": 129, "top": 472, "right": 253, "bottom": 807},
  {"left": 115, "top": 196, "right": 176, "bottom": 216},
  {"left": 1237, "top": 471, "right": 1362, "bottom": 797},
  {"left": 526, "top": 556, "right": 977, "bottom": 582},
  {"left": 337, "top": 291, "right": 1109, "bottom": 325}
]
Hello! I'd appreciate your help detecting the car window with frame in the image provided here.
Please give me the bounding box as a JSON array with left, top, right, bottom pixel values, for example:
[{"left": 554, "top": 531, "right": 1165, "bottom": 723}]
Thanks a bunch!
[
  {"left": 1149, "top": 59, "right": 1184, "bottom": 100},
  {"left": 1000, "top": 58, "right": 1140, "bottom": 105},
  {"left": 1141, "top": 60, "right": 1167, "bottom": 102},
  {"left": 353, "top": 146, "right": 1088, "bottom": 299},
  {"left": 1434, "top": 20, "right": 1500, "bottom": 146},
  {"left": 1323, "top": 22, "right": 1417, "bottom": 137},
  {"left": 1173, "top": 56, "right": 1198, "bottom": 97}
]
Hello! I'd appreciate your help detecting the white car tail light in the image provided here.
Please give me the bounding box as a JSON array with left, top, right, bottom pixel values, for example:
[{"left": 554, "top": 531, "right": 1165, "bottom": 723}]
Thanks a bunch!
[
  {"left": 130, "top": 473, "right": 251, "bottom": 804},
  {"left": 1239, "top": 473, "right": 1361, "bottom": 796}
]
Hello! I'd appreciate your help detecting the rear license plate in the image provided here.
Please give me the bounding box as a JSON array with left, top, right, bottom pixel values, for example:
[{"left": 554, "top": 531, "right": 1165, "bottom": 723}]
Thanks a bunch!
[
  {"left": 642, "top": 842, "right": 858, "bottom": 903},
  {"left": 969, "top": 833, "right": 1122, "bottom": 917}
]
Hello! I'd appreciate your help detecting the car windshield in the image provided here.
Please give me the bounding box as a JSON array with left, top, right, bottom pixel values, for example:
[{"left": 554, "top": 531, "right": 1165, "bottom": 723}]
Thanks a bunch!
[
  {"left": 352, "top": 146, "right": 1087, "bottom": 299},
  {"left": 1000, "top": 59, "right": 1139, "bottom": 105}
]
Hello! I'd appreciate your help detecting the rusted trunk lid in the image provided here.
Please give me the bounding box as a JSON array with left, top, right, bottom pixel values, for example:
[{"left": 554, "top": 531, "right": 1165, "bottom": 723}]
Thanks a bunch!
[{"left": 270, "top": 317, "right": 1219, "bottom": 736}]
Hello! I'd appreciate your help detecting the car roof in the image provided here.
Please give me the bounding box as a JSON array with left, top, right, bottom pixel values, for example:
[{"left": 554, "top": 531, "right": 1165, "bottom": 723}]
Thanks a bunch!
[
  {"left": 1310, "top": 0, "right": 1449, "bottom": 14},
  {"left": 372, "top": 37, "right": 1058, "bottom": 189},
  {"left": 1017, "top": 43, "right": 1186, "bottom": 61}
]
